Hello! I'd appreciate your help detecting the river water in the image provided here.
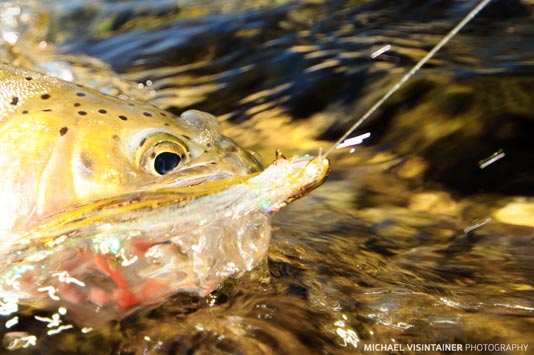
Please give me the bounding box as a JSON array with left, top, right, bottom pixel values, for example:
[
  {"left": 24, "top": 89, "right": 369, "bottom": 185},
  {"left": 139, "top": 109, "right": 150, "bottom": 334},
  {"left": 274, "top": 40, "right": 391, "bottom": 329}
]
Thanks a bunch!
[{"left": 0, "top": 0, "right": 533, "bottom": 354}]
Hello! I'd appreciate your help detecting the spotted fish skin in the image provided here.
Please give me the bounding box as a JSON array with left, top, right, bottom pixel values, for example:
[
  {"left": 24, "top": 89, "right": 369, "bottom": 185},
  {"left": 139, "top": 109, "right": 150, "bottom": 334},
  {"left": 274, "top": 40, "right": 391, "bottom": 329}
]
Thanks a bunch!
[
  {"left": 0, "top": 63, "right": 262, "bottom": 235},
  {"left": 0, "top": 63, "right": 329, "bottom": 324}
]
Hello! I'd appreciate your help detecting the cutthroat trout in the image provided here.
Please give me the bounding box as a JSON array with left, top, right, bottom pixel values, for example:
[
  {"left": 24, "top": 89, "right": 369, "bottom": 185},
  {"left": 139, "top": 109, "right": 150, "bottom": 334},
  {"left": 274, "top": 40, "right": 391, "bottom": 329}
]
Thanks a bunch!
[{"left": 0, "top": 63, "right": 329, "bottom": 324}]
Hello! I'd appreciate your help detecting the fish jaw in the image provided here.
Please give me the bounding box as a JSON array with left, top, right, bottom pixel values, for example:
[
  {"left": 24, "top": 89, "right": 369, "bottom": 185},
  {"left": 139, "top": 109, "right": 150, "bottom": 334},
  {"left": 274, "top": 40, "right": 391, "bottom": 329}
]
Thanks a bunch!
[
  {"left": 0, "top": 155, "right": 329, "bottom": 325},
  {"left": 249, "top": 154, "right": 330, "bottom": 214}
]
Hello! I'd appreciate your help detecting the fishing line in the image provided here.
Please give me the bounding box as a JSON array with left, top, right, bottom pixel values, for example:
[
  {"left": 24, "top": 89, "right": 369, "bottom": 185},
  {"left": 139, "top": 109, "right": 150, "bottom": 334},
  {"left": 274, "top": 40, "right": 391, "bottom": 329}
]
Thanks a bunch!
[{"left": 324, "top": 0, "right": 493, "bottom": 157}]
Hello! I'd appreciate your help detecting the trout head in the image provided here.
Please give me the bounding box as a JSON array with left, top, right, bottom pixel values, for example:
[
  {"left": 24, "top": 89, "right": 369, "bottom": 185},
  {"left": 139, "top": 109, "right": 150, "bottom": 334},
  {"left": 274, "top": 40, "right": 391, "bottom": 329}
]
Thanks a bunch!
[
  {"left": 0, "top": 64, "right": 328, "bottom": 325},
  {"left": 0, "top": 63, "right": 261, "bottom": 234}
]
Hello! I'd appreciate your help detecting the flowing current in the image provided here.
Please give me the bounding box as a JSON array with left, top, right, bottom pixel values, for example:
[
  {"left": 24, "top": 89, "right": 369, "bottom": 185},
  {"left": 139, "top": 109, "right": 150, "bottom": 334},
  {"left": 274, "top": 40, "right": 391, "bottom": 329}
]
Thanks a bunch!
[{"left": 0, "top": 0, "right": 533, "bottom": 354}]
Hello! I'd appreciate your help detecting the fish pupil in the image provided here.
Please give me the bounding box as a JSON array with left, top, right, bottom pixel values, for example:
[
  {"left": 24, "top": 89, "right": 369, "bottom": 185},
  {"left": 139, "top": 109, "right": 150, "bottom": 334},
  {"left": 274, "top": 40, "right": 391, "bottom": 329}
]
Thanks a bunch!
[{"left": 154, "top": 152, "right": 181, "bottom": 175}]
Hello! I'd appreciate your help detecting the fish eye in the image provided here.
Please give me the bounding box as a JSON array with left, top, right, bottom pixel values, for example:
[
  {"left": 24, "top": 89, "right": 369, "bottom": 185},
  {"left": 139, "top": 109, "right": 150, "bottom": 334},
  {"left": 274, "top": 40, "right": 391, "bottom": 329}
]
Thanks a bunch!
[
  {"left": 138, "top": 134, "right": 189, "bottom": 176},
  {"left": 154, "top": 152, "right": 181, "bottom": 175}
]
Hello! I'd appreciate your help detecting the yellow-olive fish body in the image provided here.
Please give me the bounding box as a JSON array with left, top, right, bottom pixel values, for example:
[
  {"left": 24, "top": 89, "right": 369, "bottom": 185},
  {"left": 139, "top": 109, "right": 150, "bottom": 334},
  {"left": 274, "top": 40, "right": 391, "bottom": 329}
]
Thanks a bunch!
[{"left": 0, "top": 63, "right": 328, "bottom": 324}]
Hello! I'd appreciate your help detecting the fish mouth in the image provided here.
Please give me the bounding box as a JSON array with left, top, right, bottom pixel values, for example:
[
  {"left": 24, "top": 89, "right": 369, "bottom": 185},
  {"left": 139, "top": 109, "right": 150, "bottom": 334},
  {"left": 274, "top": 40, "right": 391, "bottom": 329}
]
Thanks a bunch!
[
  {"left": 250, "top": 153, "right": 330, "bottom": 214},
  {"left": 149, "top": 146, "right": 265, "bottom": 189},
  {"left": 1, "top": 154, "right": 329, "bottom": 324},
  {"left": 152, "top": 164, "right": 250, "bottom": 188}
]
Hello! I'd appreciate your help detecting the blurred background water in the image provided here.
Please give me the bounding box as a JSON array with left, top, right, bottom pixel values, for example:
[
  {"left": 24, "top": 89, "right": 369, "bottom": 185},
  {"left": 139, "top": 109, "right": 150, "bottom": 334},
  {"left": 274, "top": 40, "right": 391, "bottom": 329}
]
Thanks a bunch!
[{"left": 0, "top": 0, "right": 533, "bottom": 354}]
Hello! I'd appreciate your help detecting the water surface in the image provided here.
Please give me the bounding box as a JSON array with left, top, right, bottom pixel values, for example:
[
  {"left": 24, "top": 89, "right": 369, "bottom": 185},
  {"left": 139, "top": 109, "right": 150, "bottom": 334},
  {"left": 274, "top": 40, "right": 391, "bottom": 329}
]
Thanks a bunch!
[{"left": 0, "top": 0, "right": 533, "bottom": 354}]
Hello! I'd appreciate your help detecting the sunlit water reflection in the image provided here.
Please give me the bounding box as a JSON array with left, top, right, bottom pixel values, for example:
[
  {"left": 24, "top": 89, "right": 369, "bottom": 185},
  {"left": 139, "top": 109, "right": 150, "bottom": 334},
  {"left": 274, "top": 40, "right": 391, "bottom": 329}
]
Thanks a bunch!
[{"left": 0, "top": 0, "right": 533, "bottom": 354}]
